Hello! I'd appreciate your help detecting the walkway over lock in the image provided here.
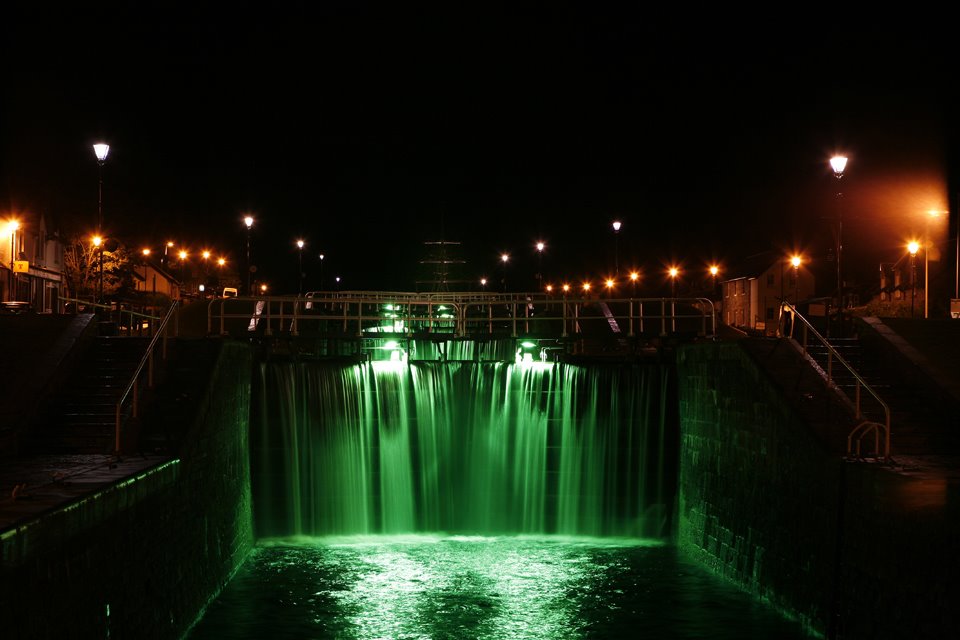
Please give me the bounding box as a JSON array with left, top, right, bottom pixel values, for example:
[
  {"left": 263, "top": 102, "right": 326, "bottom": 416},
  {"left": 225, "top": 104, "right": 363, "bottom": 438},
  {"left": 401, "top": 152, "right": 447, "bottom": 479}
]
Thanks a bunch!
[{"left": 206, "top": 291, "right": 717, "bottom": 348}]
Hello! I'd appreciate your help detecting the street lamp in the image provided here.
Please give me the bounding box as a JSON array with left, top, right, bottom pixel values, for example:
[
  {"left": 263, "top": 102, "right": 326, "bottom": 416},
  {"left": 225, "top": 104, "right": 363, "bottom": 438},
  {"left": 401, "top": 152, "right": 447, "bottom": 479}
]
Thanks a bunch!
[
  {"left": 480, "top": 277, "right": 487, "bottom": 291},
  {"left": 708, "top": 264, "right": 719, "bottom": 299},
  {"left": 296, "top": 239, "right": 305, "bottom": 295},
  {"left": 244, "top": 215, "right": 254, "bottom": 295},
  {"left": 6, "top": 220, "right": 19, "bottom": 301},
  {"left": 318, "top": 253, "right": 325, "bottom": 291},
  {"left": 612, "top": 220, "right": 622, "bottom": 276},
  {"left": 829, "top": 155, "right": 848, "bottom": 307},
  {"left": 93, "top": 143, "right": 109, "bottom": 234},
  {"left": 629, "top": 271, "right": 639, "bottom": 297},
  {"left": 790, "top": 255, "right": 802, "bottom": 303},
  {"left": 535, "top": 241, "right": 545, "bottom": 289},
  {"left": 908, "top": 241, "right": 920, "bottom": 318},
  {"left": 924, "top": 210, "right": 940, "bottom": 319},
  {"left": 668, "top": 266, "right": 680, "bottom": 297},
  {"left": 93, "top": 235, "right": 103, "bottom": 303},
  {"left": 500, "top": 253, "right": 509, "bottom": 292},
  {"left": 164, "top": 241, "right": 174, "bottom": 267}
]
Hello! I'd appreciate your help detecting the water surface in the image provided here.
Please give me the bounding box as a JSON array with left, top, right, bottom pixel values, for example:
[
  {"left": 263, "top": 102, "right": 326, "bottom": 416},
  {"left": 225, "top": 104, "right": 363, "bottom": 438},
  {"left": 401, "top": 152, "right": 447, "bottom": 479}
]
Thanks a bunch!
[{"left": 187, "top": 535, "right": 817, "bottom": 639}]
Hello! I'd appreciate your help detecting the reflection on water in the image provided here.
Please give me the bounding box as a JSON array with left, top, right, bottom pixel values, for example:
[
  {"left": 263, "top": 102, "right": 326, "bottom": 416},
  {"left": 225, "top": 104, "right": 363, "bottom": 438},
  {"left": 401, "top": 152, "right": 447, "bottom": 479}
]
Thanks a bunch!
[{"left": 187, "top": 536, "right": 817, "bottom": 640}]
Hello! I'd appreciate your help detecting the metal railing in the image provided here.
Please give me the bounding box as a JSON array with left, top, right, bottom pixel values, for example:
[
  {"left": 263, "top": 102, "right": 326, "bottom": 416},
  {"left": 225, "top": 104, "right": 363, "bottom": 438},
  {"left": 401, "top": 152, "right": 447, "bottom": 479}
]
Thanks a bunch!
[
  {"left": 206, "top": 291, "right": 717, "bottom": 342},
  {"left": 779, "top": 301, "right": 890, "bottom": 459},
  {"left": 59, "top": 296, "right": 164, "bottom": 337},
  {"left": 114, "top": 301, "right": 180, "bottom": 455}
]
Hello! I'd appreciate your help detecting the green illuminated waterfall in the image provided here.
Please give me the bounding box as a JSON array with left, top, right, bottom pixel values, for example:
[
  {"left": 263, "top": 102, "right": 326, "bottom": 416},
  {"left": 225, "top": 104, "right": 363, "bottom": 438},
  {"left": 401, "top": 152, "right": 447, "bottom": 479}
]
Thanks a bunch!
[{"left": 252, "top": 361, "right": 675, "bottom": 538}]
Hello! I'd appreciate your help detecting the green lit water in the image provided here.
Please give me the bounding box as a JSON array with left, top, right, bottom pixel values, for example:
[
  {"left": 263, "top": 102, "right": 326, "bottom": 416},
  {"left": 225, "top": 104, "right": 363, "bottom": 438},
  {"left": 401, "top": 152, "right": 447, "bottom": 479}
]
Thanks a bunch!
[
  {"left": 187, "top": 535, "right": 817, "bottom": 639},
  {"left": 253, "top": 361, "right": 675, "bottom": 538}
]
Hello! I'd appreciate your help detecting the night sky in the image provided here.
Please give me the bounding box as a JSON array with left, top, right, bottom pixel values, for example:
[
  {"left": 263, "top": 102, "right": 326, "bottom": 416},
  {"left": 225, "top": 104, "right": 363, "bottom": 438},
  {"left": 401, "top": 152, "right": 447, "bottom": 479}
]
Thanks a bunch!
[{"left": 2, "top": 9, "right": 958, "bottom": 295}]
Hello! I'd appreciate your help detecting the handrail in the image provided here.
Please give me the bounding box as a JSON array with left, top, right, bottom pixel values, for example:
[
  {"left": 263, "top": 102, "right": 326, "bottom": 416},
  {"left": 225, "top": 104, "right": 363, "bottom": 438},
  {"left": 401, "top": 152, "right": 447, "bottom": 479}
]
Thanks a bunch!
[
  {"left": 59, "top": 296, "right": 162, "bottom": 336},
  {"left": 206, "top": 293, "right": 718, "bottom": 341},
  {"left": 113, "top": 300, "right": 180, "bottom": 456},
  {"left": 778, "top": 301, "right": 891, "bottom": 459}
]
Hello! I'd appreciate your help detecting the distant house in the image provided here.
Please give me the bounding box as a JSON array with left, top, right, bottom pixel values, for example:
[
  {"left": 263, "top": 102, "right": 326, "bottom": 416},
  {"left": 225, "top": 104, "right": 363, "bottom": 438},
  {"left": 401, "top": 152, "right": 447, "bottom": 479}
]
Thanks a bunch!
[
  {"left": 720, "top": 251, "right": 816, "bottom": 336},
  {"left": 1, "top": 213, "right": 66, "bottom": 312},
  {"left": 133, "top": 261, "right": 181, "bottom": 300}
]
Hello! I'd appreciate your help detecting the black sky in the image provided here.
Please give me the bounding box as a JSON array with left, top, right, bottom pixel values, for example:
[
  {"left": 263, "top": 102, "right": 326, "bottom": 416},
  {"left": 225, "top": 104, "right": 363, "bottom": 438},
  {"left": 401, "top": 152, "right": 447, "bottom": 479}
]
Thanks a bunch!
[{"left": 2, "top": 9, "right": 958, "bottom": 294}]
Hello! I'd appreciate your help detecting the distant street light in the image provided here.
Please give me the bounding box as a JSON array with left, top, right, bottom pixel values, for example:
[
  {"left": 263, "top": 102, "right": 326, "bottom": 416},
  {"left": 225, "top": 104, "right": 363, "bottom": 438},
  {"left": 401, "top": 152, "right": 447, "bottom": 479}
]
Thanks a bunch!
[
  {"left": 335, "top": 276, "right": 341, "bottom": 292},
  {"left": 629, "top": 271, "right": 639, "bottom": 297},
  {"left": 908, "top": 241, "right": 920, "bottom": 318},
  {"left": 6, "top": 220, "right": 19, "bottom": 301},
  {"left": 535, "top": 241, "right": 545, "bottom": 290},
  {"left": 93, "top": 235, "right": 104, "bottom": 303},
  {"left": 501, "top": 253, "right": 509, "bottom": 292},
  {"left": 924, "top": 210, "right": 939, "bottom": 319},
  {"left": 480, "top": 277, "right": 487, "bottom": 291},
  {"left": 612, "top": 220, "right": 622, "bottom": 276},
  {"left": 318, "top": 253, "right": 325, "bottom": 291},
  {"left": 296, "top": 239, "right": 305, "bottom": 295},
  {"left": 668, "top": 266, "right": 680, "bottom": 297},
  {"left": 244, "top": 216, "right": 254, "bottom": 295},
  {"left": 790, "top": 255, "right": 802, "bottom": 303},
  {"left": 164, "top": 241, "right": 174, "bottom": 267}
]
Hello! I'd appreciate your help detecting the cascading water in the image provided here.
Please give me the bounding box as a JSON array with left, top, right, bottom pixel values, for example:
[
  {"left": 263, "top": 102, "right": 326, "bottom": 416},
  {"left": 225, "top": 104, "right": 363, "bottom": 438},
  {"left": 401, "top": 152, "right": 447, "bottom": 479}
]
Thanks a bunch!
[{"left": 252, "top": 360, "right": 676, "bottom": 539}]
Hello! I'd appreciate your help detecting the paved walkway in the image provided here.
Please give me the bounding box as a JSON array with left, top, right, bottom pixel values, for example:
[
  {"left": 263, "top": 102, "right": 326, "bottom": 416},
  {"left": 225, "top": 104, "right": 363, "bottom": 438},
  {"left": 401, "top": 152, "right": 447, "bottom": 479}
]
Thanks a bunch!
[{"left": 0, "top": 453, "right": 171, "bottom": 533}]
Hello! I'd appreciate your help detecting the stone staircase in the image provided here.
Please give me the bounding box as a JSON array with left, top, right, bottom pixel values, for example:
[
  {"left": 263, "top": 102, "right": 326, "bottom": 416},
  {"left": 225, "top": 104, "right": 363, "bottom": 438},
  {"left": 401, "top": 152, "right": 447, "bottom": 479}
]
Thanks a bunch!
[{"left": 26, "top": 336, "right": 151, "bottom": 454}]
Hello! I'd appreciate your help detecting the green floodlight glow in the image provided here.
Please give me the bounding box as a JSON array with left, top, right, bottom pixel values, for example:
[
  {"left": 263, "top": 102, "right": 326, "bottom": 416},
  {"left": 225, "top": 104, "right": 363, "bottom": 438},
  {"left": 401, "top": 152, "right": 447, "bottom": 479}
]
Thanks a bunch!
[
  {"left": 437, "top": 305, "right": 447, "bottom": 311},
  {"left": 384, "top": 304, "right": 395, "bottom": 311},
  {"left": 521, "top": 341, "right": 536, "bottom": 349},
  {"left": 384, "top": 340, "right": 399, "bottom": 350}
]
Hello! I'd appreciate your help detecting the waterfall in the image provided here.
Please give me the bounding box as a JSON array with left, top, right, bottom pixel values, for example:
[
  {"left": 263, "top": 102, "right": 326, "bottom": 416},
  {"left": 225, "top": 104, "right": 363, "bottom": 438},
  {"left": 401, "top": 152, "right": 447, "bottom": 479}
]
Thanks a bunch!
[{"left": 252, "top": 360, "right": 675, "bottom": 539}]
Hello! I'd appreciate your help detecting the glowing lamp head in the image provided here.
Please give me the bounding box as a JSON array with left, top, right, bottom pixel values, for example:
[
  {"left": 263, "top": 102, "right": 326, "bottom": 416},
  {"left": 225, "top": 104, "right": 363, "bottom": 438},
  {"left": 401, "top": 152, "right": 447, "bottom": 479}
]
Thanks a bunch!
[
  {"left": 92, "top": 235, "right": 102, "bottom": 248},
  {"left": 582, "top": 282, "right": 591, "bottom": 292},
  {"left": 545, "top": 284, "right": 553, "bottom": 293},
  {"left": 709, "top": 265, "right": 719, "bottom": 277},
  {"left": 562, "top": 283, "right": 570, "bottom": 293},
  {"left": 629, "top": 271, "right": 639, "bottom": 282},
  {"left": 501, "top": 253, "right": 509, "bottom": 263},
  {"left": 5, "top": 220, "right": 20, "bottom": 234},
  {"left": 536, "top": 241, "right": 545, "bottom": 252},
  {"left": 179, "top": 250, "right": 187, "bottom": 260},
  {"left": 668, "top": 267, "right": 679, "bottom": 279},
  {"left": 142, "top": 248, "right": 151, "bottom": 256},
  {"left": 218, "top": 258, "right": 226, "bottom": 266},
  {"left": 605, "top": 278, "right": 614, "bottom": 289},
  {"left": 790, "top": 256, "right": 801, "bottom": 269},
  {"left": 244, "top": 216, "right": 254, "bottom": 229},
  {"left": 297, "top": 239, "right": 304, "bottom": 249},
  {"left": 480, "top": 278, "right": 487, "bottom": 286},
  {"left": 260, "top": 283, "right": 268, "bottom": 292},
  {"left": 908, "top": 241, "right": 920, "bottom": 256},
  {"left": 830, "top": 155, "right": 848, "bottom": 177},
  {"left": 612, "top": 220, "right": 622, "bottom": 232},
  {"left": 93, "top": 143, "right": 110, "bottom": 163},
  {"left": 202, "top": 250, "right": 211, "bottom": 260},
  {"left": 167, "top": 241, "right": 174, "bottom": 248}
]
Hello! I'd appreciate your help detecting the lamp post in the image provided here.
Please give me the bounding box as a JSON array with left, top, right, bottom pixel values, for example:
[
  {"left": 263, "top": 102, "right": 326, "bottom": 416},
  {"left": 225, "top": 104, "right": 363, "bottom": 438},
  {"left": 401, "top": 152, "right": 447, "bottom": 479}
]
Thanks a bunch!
[
  {"left": 829, "top": 155, "right": 848, "bottom": 307},
  {"left": 501, "top": 253, "right": 509, "bottom": 292},
  {"left": 6, "top": 220, "right": 18, "bottom": 301},
  {"left": 612, "top": 220, "right": 622, "bottom": 276},
  {"left": 318, "top": 253, "right": 325, "bottom": 291},
  {"left": 629, "top": 271, "right": 639, "bottom": 298},
  {"left": 908, "top": 241, "right": 920, "bottom": 318},
  {"left": 668, "top": 266, "right": 679, "bottom": 297},
  {"left": 244, "top": 216, "right": 254, "bottom": 296},
  {"left": 480, "top": 277, "right": 487, "bottom": 291},
  {"left": 790, "top": 255, "right": 802, "bottom": 303},
  {"left": 93, "top": 143, "right": 109, "bottom": 233},
  {"left": 141, "top": 248, "right": 151, "bottom": 292},
  {"left": 924, "top": 210, "right": 940, "bottom": 319},
  {"left": 93, "top": 235, "right": 103, "bottom": 303},
  {"left": 535, "top": 241, "right": 545, "bottom": 290},
  {"left": 296, "top": 239, "right": 305, "bottom": 295},
  {"left": 709, "top": 265, "right": 719, "bottom": 299}
]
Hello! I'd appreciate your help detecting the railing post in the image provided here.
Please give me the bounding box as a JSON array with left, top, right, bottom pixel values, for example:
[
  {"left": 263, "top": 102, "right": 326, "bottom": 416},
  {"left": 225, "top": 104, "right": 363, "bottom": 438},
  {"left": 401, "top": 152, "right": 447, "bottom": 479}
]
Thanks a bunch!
[
  {"left": 628, "top": 300, "right": 634, "bottom": 337},
  {"left": 356, "top": 302, "right": 363, "bottom": 337},
  {"left": 561, "top": 299, "right": 568, "bottom": 337}
]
